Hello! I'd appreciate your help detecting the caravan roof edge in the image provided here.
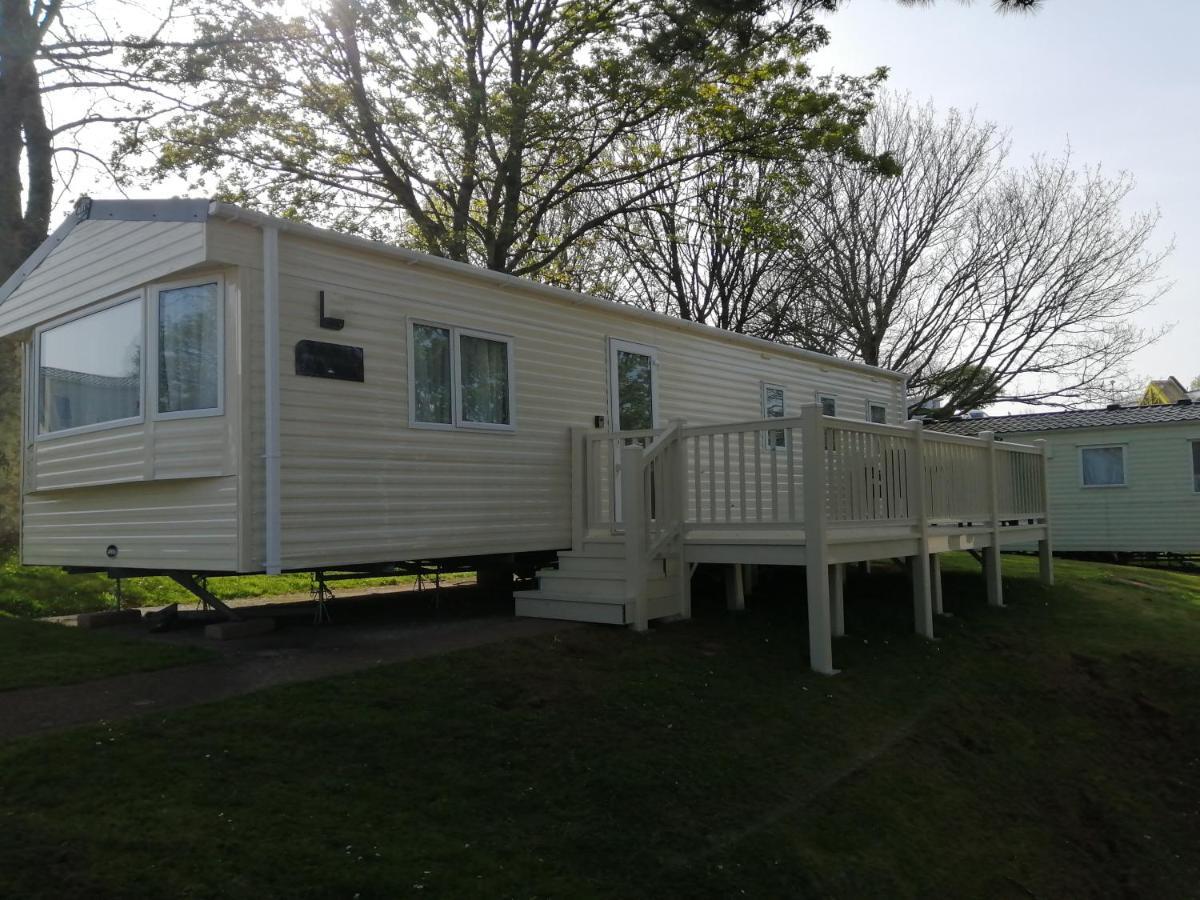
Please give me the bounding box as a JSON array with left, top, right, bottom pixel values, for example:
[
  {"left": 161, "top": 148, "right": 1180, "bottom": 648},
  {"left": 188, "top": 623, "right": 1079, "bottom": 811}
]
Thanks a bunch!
[{"left": 208, "top": 201, "right": 907, "bottom": 384}]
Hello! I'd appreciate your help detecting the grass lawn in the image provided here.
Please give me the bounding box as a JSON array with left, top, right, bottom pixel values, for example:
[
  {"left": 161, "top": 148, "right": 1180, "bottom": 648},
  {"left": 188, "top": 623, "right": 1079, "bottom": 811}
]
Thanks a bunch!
[
  {"left": 1, "top": 554, "right": 1198, "bottom": 898},
  {"left": 0, "top": 614, "right": 212, "bottom": 691},
  {"left": 0, "top": 547, "right": 467, "bottom": 618}
]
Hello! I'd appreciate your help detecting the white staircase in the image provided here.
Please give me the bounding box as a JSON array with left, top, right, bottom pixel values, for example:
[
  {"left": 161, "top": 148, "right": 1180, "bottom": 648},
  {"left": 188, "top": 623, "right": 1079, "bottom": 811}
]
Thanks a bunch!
[{"left": 514, "top": 537, "right": 683, "bottom": 626}]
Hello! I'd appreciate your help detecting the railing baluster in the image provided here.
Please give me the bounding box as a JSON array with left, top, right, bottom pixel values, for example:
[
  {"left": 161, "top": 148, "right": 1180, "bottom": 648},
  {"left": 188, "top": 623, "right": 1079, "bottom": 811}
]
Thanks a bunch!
[
  {"left": 707, "top": 433, "right": 716, "bottom": 523},
  {"left": 787, "top": 427, "right": 797, "bottom": 522},
  {"left": 723, "top": 433, "right": 732, "bottom": 523},
  {"left": 737, "top": 431, "right": 747, "bottom": 523},
  {"left": 770, "top": 436, "right": 779, "bottom": 522},
  {"left": 754, "top": 430, "right": 763, "bottom": 522}
]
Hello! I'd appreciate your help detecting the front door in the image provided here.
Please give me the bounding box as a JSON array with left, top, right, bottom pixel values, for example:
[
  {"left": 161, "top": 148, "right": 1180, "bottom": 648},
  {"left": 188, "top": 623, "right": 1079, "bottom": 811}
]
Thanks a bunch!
[{"left": 609, "top": 339, "right": 658, "bottom": 521}]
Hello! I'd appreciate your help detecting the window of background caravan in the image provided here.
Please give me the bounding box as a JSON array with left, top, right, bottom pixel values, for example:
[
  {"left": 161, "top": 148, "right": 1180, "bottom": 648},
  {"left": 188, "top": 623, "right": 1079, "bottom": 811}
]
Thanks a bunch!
[
  {"left": 762, "top": 382, "right": 785, "bottom": 448},
  {"left": 156, "top": 281, "right": 222, "bottom": 416},
  {"left": 1080, "top": 445, "right": 1126, "bottom": 487},
  {"left": 410, "top": 321, "right": 514, "bottom": 430},
  {"left": 868, "top": 402, "right": 887, "bottom": 424},
  {"left": 38, "top": 297, "right": 143, "bottom": 435},
  {"left": 1192, "top": 441, "right": 1200, "bottom": 493},
  {"left": 818, "top": 394, "right": 837, "bottom": 417}
]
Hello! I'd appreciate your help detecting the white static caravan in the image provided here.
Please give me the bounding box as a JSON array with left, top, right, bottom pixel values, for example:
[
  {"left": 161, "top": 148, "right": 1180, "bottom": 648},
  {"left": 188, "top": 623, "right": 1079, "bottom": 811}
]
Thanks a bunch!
[
  {"left": 0, "top": 198, "right": 1051, "bottom": 672},
  {"left": 928, "top": 403, "right": 1200, "bottom": 556}
]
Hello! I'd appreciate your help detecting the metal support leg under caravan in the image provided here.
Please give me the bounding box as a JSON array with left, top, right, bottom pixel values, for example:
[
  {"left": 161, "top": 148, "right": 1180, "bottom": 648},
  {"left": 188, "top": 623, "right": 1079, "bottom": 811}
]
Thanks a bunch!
[{"left": 169, "top": 574, "right": 243, "bottom": 621}]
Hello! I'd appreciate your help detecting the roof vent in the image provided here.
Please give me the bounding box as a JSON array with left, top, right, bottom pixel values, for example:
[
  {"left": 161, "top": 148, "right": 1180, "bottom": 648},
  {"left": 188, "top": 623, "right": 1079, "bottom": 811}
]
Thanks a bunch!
[
  {"left": 1106, "top": 403, "right": 1122, "bottom": 411},
  {"left": 1177, "top": 398, "right": 1193, "bottom": 406}
]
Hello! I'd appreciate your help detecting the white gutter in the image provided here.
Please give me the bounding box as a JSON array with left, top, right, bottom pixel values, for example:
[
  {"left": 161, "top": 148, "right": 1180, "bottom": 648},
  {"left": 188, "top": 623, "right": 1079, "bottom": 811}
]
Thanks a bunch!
[
  {"left": 206, "top": 201, "right": 909, "bottom": 385},
  {"left": 262, "top": 225, "right": 282, "bottom": 574}
]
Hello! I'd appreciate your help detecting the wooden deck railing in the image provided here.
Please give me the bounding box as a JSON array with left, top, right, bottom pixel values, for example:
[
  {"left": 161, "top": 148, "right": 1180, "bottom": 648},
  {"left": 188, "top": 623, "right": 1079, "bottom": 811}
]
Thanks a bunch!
[{"left": 569, "top": 408, "right": 1050, "bottom": 628}]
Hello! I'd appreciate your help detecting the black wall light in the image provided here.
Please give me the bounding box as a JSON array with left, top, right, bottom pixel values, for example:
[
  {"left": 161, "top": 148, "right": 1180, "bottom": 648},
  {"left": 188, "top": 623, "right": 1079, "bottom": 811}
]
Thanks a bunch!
[{"left": 319, "top": 290, "right": 345, "bottom": 330}]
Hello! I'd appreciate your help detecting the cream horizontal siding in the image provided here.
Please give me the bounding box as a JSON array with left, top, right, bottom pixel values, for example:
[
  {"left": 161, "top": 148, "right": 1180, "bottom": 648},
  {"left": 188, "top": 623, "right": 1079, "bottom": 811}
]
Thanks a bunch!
[
  {"left": 29, "top": 424, "right": 147, "bottom": 491},
  {"left": 235, "top": 227, "right": 904, "bottom": 570},
  {"left": 1008, "top": 424, "right": 1200, "bottom": 553},
  {"left": 5, "top": 218, "right": 244, "bottom": 571},
  {"left": 0, "top": 219, "right": 205, "bottom": 335},
  {"left": 22, "top": 476, "right": 239, "bottom": 570}
]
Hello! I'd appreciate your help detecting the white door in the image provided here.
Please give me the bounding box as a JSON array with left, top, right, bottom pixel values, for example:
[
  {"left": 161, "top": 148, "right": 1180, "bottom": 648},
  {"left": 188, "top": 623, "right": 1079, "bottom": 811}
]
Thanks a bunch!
[{"left": 608, "top": 339, "right": 659, "bottom": 522}]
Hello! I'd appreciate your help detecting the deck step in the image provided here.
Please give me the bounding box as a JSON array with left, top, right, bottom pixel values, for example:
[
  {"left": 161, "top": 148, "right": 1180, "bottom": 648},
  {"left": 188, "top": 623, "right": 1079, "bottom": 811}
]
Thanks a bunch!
[
  {"left": 559, "top": 541, "right": 627, "bottom": 559},
  {"left": 535, "top": 570, "right": 668, "bottom": 601},
  {"left": 514, "top": 593, "right": 630, "bottom": 625}
]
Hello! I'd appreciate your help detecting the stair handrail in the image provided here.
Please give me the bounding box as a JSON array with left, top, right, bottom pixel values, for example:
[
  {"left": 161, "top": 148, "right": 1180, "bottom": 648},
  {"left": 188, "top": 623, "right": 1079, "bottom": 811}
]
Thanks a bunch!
[{"left": 621, "top": 420, "right": 686, "bottom": 630}]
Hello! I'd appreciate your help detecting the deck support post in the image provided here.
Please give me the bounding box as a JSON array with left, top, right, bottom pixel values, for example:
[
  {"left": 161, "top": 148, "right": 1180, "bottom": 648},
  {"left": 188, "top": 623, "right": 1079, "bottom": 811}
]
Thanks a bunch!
[
  {"left": 802, "top": 404, "right": 836, "bottom": 675},
  {"left": 724, "top": 564, "right": 745, "bottom": 611},
  {"left": 906, "top": 419, "right": 934, "bottom": 639},
  {"left": 1033, "top": 439, "right": 1054, "bottom": 587},
  {"left": 980, "top": 430, "right": 1005, "bottom": 608},
  {"left": 621, "top": 443, "right": 649, "bottom": 631},
  {"left": 931, "top": 554, "right": 944, "bottom": 615},
  {"left": 984, "top": 546, "right": 1004, "bottom": 608},
  {"left": 1038, "top": 538, "right": 1054, "bottom": 588},
  {"left": 829, "top": 564, "right": 845, "bottom": 637}
]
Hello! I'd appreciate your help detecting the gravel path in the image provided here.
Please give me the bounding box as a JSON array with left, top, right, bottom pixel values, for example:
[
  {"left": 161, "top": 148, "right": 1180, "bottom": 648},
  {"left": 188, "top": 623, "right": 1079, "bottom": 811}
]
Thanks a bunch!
[{"left": 2, "top": 590, "right": 574, "bottom": 741}]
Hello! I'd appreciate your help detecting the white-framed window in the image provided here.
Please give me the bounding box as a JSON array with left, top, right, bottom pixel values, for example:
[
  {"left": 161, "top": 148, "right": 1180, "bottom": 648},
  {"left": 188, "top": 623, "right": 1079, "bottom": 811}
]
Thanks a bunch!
[
  {"left": 409, "top": 320, "right": 515, "bottom": 431},
  {"left": 867, "top": 401, "right": 887, "bottom": 424},
  {"left": 1191, "top": 441, "right": 1200, "bottom": 493},
  {"left": 762, "top": 382, "right": 786, "bottom": 449},
  {"left": 36, "top": 296, "right": 144, "bottom": 437},
  {"left": 153, "top": 277, "right": 223, "bottom": 419},
  {"left": 817, "top": 393, "right": 837, "bottom": 417},
  {"left": 1080, "top": 445, "right": 1126, "bottom": 488}
]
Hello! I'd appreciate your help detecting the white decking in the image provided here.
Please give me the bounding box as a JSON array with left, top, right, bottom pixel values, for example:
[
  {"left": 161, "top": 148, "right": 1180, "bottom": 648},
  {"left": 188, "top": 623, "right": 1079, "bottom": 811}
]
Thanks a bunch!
[{"left": 515, "top": 405, "right": 1053, "bottom": 673}]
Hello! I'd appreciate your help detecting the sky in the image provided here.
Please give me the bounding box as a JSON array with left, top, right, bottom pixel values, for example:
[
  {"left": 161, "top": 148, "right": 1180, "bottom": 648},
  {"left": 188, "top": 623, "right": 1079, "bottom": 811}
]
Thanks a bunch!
[{"left": 815, "top": 0, "right": 1199, "bottom": 394}]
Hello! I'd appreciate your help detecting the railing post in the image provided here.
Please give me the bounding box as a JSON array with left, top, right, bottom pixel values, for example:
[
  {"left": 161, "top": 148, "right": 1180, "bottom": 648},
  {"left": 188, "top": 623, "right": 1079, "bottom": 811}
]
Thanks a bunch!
[
  {"left": 980, "top": 430, "right": 1004, "bottom": 608},
  {"left": 1034, "top": 438, "right": 1054, "bottom": 587},
  {"left": 571, "top": 427, "right": 587, "bottom": 553},
  {"left": 672, "top": 423, "right": 691, "bottom": 619},
  {"left": 906, "top": 418, "right": 934, "bottom": 639},
  {"left": 621, "top": 443, "right": 648, "bottom": 631},
  {"left": 801, "top": 403, "right": 836, "bottom": 674}
]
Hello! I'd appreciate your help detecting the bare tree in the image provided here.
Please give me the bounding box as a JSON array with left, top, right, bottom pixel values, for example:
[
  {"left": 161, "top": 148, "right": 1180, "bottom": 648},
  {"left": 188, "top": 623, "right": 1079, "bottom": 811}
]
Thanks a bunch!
[
  {"left": 601, "top": 143, "right": 808, "bottom": 336},
  {"left": 787, "top": 94, "right": 1170, "bottom": 415}
]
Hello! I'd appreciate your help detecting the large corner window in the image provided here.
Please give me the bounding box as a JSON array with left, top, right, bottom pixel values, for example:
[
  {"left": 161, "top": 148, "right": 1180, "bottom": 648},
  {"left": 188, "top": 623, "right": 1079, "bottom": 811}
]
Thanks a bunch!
[
  {"left": 410, "top": 321, "right": 514, "bottom": 430},
  {"left": 157, "top": 281, "right": 221, "bottom": 416},
  {"left": 762, "top": 382, "right": 786, "bottom": 449},
  {"left": 38, "top": 298, "right": 143, "bottom": 435},
  {"left": 1080, "top": 445, "right": 1126, "bottom": 488}
]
